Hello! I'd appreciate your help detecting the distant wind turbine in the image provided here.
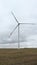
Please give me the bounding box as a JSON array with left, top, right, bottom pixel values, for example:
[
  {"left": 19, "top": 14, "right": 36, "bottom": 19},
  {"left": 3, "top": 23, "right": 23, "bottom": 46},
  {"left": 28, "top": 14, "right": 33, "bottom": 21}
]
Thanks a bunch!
[{"left": 9, "top": 11, "right": 36, "bottom": 48}]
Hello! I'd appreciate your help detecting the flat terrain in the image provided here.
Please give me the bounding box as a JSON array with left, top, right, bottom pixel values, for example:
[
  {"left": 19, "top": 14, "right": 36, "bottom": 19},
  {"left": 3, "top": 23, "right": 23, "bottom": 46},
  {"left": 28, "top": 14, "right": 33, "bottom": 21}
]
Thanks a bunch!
[{"left": 0, "top": 48, "right": 37, "bottom": 65}]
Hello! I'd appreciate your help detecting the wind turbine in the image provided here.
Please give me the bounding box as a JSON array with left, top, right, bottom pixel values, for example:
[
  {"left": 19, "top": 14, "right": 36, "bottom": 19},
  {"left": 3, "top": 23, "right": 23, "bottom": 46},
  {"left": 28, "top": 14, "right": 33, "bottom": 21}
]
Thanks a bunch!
[{"left": 9, "top": 11, "right": 36, "bottom": 48}]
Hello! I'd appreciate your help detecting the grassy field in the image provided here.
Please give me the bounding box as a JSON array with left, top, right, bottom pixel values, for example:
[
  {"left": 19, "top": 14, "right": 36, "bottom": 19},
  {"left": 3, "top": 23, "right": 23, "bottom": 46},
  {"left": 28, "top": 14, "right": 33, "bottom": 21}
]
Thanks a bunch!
[{"left": 0, "top": 48, "right": 37, "bottom": 65}]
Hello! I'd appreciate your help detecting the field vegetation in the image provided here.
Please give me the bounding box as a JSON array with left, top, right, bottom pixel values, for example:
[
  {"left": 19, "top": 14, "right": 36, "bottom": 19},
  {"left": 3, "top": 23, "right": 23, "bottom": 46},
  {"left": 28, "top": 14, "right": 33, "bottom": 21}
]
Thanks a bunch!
[{"left": 0, "top": 48, "right": 37, "bottom": 65}]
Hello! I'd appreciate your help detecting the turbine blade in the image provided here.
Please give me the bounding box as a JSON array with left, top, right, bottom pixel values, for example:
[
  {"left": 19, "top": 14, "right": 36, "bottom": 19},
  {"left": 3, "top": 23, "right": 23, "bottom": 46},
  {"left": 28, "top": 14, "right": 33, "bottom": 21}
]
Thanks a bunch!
[
  {"left": 20, "top": 23, "right": 36, "bottom": 25},
  {"left": 9, "top": 24, "right": 18, "bottom": 37},
  {"left": 11, "top": 11, "right": 19, "bottom": 23}
]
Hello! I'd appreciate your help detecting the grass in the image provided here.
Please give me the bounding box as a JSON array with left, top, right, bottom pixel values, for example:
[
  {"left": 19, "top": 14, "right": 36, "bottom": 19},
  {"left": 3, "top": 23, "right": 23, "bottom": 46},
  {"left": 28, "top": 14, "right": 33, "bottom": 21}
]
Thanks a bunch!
[{"left": 0, "top": 48, "right": 37, "bottom": 65}]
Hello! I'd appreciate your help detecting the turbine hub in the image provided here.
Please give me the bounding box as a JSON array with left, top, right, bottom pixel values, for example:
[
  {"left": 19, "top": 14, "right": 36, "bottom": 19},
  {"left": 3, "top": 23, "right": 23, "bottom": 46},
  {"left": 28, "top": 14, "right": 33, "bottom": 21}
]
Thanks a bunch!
[{"left": 18, "top": 23, "right": 20, "bottom": 26}]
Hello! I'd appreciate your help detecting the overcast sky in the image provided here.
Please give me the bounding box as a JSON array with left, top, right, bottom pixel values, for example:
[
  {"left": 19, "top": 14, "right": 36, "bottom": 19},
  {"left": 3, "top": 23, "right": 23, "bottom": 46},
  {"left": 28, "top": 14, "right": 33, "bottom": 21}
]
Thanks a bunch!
[{"left": 0, "top": 0, "right": 37, "bottom": 45}]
